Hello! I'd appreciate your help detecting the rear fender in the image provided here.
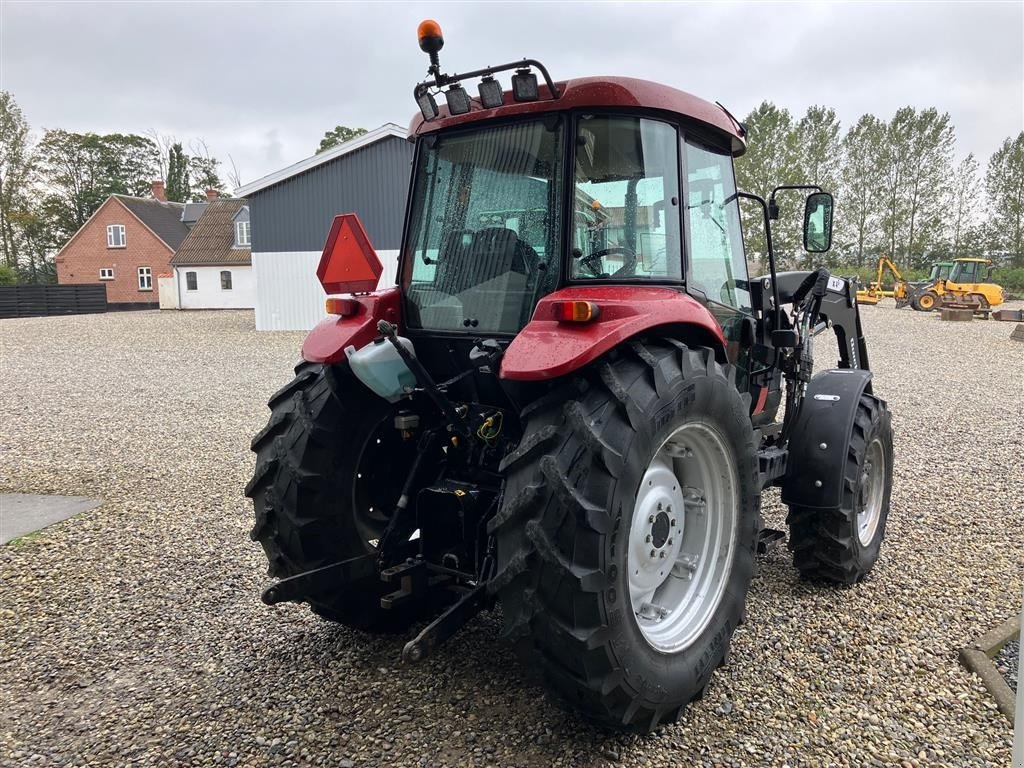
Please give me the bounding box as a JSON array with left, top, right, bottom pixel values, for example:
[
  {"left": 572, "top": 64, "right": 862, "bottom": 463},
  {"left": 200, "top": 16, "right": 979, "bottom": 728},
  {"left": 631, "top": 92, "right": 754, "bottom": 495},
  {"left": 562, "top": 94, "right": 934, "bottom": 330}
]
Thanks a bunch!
[
  {"left": 301, "top": 287, "right": 401, "bottom": 365},
  {"left": 500, "top": 286, "right": 726, "bottom": 381},
  {"left": 780, "top": 368, "right": 875, "bottom": 509}
]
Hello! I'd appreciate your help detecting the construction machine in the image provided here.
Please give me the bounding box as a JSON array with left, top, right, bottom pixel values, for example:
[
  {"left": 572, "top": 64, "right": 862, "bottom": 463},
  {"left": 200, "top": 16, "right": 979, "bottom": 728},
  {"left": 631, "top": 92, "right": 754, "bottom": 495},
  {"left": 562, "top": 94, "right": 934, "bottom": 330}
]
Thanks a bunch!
[
  {"left": 910, "top": 257, "right": 1005, "bottom": 314},
  {"left": 856, "top": 255, "right": 911, "bottom": 307},
  {"left": 246, "top": 21, "right": 894, "bottom": 732}
]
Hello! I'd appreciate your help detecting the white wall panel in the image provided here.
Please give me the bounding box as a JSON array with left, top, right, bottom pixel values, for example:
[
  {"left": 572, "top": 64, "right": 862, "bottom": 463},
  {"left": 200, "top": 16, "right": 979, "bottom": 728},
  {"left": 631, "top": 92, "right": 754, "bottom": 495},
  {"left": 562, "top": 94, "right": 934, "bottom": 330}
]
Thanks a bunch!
[
  {"left": 253, "top": 249, "right": 399, "bottom": 331},
  {"left": 175, "top": 266, "right": 255, "bottom": 310}
]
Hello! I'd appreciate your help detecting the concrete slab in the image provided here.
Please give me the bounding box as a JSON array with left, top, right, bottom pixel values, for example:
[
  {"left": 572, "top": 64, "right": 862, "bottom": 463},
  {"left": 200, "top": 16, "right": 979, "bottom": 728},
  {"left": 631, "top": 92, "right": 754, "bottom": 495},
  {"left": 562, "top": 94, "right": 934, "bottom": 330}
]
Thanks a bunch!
[{"left": 1, "top": 494, "right": 101, "bottom": 544}]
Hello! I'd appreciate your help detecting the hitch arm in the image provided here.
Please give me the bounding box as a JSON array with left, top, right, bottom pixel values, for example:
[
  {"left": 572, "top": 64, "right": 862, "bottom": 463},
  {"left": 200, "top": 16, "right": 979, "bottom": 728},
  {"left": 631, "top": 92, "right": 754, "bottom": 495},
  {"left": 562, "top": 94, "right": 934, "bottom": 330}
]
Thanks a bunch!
[{"left": 262, "top": 554, "right": 377, "bottom": 606}]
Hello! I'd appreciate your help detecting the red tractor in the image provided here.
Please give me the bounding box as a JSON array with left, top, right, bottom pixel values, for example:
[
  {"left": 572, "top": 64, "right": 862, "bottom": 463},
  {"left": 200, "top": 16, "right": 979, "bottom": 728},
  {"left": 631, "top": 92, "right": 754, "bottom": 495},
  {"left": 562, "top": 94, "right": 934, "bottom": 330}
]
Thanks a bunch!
[{"left": 246, "top": 21, "right": 893, "bottom": 731}]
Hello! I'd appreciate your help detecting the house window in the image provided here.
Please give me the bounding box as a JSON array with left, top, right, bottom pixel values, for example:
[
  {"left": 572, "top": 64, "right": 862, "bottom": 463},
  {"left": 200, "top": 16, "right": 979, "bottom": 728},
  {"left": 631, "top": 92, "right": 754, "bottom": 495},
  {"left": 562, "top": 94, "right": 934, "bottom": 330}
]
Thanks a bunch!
[
  {"left": 234, "top": 220, "right": 251, "bottom": 247},
  {"left": 138, "top": 266, "right": 152, "bottom": 291},
  {"left": 99, "top": 268, "right": 114, "bottom": 280},
  {"left": 220, "top": 270, "right": 233, "bottom": 290},
  {"left": 185, "top": 271, "right": 198, "bottom": 291},
  {"left": 107, "top": 225, "right": 126, "bottom": 248}
]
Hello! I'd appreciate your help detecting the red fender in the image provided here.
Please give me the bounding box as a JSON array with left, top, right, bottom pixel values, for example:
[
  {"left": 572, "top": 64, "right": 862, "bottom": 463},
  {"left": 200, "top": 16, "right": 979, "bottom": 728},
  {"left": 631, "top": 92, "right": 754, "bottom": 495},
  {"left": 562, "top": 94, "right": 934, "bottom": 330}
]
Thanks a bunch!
[
  {"left": 500, "top": 286, "right": 725, "bottom": 381},
  {"left": 301, "top": 287, "right": 401, "bottom": 365}
]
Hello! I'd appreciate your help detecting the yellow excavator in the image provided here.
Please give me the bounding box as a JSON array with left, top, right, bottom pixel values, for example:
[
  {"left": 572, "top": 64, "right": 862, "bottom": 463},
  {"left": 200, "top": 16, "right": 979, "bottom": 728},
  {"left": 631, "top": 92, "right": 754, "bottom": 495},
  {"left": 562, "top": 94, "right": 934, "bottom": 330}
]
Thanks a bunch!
[
  {"left": 856, "top": 256, "right": 910, "bottom": 307},
  {"left": 910, "top": 258, "right": 1005, "bottom": 314}
]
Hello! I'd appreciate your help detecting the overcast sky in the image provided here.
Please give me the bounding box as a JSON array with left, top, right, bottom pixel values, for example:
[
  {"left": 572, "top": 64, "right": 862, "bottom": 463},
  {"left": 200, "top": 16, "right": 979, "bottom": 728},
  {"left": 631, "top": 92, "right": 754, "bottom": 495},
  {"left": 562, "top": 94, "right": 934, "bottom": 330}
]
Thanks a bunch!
[{"left": 2, "top": 1, "right": 1022, "bottom": 189}]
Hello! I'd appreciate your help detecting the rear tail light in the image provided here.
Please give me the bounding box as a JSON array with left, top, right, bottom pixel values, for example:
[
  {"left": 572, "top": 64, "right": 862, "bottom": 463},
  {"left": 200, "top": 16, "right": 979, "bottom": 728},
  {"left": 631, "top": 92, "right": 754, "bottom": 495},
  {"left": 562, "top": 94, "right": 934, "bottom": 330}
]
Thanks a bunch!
[
  {"left": 326, "top": 297, "right": 361, "bottom": 317},
  {"left": 552, "top": 300, "right": 600, "bottom": 323}
]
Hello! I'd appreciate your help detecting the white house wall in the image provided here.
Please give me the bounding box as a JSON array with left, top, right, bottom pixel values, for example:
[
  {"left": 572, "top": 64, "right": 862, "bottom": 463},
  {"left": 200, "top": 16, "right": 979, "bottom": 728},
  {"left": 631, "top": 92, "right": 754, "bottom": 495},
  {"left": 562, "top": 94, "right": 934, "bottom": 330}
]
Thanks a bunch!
[
  {"left": 253, "top": 249, "right": 399, "bottom": 331},
  {"left": 175, "top": 266, "right": 256, "bottom": 310}
]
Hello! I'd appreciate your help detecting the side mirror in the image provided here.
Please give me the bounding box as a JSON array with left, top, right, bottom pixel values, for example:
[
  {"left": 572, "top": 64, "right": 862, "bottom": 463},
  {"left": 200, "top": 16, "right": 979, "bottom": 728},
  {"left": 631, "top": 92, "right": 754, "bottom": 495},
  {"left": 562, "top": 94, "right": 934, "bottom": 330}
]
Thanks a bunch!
[{"left": 803, "top": 192, "right": 834, "bottom": 253}]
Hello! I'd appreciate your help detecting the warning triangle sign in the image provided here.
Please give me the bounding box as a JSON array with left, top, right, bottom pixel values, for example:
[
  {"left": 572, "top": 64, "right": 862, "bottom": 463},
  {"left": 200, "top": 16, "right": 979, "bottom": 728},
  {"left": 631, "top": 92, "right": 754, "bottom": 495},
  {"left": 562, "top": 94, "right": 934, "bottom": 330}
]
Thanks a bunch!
[{"left": 317, "top": 214, "right": 383, "bottom": 294}]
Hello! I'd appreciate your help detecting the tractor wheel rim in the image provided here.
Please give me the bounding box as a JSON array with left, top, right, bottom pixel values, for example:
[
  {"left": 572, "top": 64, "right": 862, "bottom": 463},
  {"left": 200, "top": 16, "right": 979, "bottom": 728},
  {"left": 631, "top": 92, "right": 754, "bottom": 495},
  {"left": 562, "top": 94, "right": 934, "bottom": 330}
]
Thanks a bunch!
[
  {"left": 628, "top": 422, "right": 738, "bottom": 654},
  {"left": 857, "top": 437, "right": 886, "bottom": 546}
]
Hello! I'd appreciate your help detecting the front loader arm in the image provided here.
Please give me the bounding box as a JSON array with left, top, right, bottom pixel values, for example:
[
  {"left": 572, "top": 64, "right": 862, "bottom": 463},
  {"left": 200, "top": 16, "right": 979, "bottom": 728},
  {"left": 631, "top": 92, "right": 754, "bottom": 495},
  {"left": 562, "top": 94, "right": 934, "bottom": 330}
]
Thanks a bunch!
[{"left": 769, "top": 271, "right": 871, "bottom": 381}]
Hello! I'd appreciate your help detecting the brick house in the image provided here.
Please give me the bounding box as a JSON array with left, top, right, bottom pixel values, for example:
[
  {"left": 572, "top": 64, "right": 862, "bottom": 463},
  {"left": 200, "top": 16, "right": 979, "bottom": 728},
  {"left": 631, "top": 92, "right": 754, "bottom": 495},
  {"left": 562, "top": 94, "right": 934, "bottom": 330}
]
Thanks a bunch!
[{"left": 55, "top": 181, "right": 190, "bottom": 308}]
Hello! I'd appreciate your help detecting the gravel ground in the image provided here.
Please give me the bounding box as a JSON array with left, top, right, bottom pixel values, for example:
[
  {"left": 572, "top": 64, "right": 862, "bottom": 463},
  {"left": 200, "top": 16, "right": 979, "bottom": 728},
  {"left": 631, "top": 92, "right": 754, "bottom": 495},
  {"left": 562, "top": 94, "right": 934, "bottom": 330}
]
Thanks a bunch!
[
  {"left": 995, "top": 639, "right": 1018, "bottom": 695},
  {"left": 1, "top": 304, "right": 1021, "bottom": 768}
]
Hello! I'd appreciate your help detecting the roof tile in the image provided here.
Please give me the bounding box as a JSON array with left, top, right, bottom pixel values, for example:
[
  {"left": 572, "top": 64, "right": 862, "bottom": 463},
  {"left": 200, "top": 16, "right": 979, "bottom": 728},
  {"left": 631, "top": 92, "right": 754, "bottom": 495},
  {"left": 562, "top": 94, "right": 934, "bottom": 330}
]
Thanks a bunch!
[{"left": 171, "top": 199, "right": 251, "bottom": 266}]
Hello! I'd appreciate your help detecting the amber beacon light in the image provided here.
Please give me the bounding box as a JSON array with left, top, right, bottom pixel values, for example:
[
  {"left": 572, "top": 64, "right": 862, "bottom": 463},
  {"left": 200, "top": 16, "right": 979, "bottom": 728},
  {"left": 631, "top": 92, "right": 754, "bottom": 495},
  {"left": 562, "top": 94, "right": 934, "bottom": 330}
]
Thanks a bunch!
[{"left": 417, "top": 19, "right": 444, "bottom": 54}]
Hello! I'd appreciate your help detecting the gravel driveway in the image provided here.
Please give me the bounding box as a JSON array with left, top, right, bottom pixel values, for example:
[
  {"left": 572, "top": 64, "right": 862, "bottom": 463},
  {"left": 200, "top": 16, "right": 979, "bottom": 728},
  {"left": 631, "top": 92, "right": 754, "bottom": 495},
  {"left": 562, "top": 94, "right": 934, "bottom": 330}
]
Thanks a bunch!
[{"left": 1, "top": 306, "right": 1021, "bottom": 767}]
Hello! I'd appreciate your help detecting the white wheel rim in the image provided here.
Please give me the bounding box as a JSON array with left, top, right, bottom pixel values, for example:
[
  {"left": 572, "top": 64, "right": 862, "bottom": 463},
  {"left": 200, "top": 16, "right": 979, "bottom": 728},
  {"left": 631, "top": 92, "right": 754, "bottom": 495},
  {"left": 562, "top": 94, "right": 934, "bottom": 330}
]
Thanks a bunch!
[
  {"left": 857, "top": 437, "right": 886, "bottom": 546},
  {"left": 628, "top": 422, "right": 739, "bottom": 653}
]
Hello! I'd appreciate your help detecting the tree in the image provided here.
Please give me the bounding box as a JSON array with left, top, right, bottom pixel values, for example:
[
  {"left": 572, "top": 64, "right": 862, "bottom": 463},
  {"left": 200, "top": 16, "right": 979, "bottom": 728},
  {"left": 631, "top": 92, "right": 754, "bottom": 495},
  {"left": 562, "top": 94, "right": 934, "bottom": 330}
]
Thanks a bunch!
[
  {"left": 949, "top": 153, "right": 981, "bottom": 257},
  {"left": 0, "top": 91, "right": 36, "bottom": 269},
  {"left": 317, "top": 125, "right": 368, "bottom": 154},
  {"left": 36, "top": 130, "right": 159, "bottom": 242},
  {"left": 876, "top": 107, "right": 955, "bottom": 267},
  {"left": 902, "top": 109, "right": 954, "bottom": 265},
  {"left": 165, "top": 142, "right": 190, "bottom": 202},
  {"left": 794, "top": 106, "right": 841, "bottom": 191},
  {"left": 878, "top": 108, "right": 914, "bottom": 263},
  {"left": 839, "top": 114, "right": 886, "bottom": 265},
  {"left": 792, "top": 106, "right": 842, "bottom": 267},
  {"left": 986, "top": 132, "right": 1024, "bottom": 265},
  {"left": 734, "top": 102, "right": 801, "bottom": 269},
  {"left": 144, "top": 129, "right": 175, "bottom": 182},
  {"left": 188, "top": 139, "right": 227, "bottom": 200}
]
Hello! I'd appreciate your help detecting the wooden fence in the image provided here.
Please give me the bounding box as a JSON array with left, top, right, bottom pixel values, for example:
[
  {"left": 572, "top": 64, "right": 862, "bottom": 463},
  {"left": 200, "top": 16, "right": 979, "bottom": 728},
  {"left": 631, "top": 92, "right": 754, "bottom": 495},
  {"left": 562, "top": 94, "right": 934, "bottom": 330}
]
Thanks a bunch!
[{"left": 0, "top": 284, "right": 108, "bottom": 319}]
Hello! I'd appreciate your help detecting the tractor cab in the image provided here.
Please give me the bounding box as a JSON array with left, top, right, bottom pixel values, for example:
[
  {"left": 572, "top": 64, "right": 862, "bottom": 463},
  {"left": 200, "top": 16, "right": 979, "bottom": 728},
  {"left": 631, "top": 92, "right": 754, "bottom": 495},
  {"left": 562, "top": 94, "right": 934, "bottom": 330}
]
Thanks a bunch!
[
  {"left": 926, "top": 261, "right": 954, "bottom": 283},
  {"left": 947, "top": 257, "right": 994, "bottom": 284},
  {"left": 401, "top": 85, "right": 749, "bottom": 339}
]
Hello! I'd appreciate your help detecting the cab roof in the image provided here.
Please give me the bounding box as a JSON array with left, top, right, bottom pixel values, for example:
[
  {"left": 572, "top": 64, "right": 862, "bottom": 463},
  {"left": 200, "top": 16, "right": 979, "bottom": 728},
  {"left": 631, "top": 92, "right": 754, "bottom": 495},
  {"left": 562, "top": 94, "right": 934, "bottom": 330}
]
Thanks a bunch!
[{"left": 409, "top": 76, "right": 747, "bottom": 157}]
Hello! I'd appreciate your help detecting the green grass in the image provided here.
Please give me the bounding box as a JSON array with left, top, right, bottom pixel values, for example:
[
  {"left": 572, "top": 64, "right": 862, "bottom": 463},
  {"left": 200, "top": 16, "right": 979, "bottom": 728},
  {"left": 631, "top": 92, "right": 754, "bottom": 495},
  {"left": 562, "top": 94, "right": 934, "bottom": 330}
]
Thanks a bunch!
[{"left": 6, "top": 530, "right": 47, "bottom": 549}]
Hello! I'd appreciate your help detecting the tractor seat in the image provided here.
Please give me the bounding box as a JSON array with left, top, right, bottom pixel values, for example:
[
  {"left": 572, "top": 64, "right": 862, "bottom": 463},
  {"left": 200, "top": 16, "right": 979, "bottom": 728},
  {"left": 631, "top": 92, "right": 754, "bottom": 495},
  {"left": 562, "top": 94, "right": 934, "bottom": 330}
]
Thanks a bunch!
[{"left": 434, "top": 227, "right": 536, "bottom": 296}]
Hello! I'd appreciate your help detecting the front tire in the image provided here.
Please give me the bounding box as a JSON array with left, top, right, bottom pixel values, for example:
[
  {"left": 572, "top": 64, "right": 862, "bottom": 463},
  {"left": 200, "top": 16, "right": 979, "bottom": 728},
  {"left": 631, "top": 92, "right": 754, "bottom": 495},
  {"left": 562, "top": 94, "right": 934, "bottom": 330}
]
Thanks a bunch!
[
  {"left": 787, "top": 394, "right": 893, "bottom": 584},
  {"left": 917, "top": 291, "right": 938, "bottom": 311},
  {"left": 489, "top": 341, "right": 760, "bottom": 731}
]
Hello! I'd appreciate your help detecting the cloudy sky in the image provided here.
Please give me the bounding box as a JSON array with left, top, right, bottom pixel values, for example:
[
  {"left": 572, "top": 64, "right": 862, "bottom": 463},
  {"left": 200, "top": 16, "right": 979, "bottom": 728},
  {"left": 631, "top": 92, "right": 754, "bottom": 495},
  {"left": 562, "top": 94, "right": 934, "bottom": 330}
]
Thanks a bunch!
[{"left": 2, "top": 1, "right": 1021, "bottom": 188}]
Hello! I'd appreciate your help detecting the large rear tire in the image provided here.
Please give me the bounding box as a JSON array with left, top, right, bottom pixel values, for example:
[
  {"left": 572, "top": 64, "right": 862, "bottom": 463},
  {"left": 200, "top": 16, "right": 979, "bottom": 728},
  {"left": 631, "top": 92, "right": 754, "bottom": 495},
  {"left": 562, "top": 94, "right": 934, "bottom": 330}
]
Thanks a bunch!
[
  {"left": 786, "top": 394, "right": 893, "bottom": 584},
  {"left": 490, "top": 340, "right": 760, "bottom": 731},
  {"left": 245, "top": 362, "right": 425, "bottom": 631}
]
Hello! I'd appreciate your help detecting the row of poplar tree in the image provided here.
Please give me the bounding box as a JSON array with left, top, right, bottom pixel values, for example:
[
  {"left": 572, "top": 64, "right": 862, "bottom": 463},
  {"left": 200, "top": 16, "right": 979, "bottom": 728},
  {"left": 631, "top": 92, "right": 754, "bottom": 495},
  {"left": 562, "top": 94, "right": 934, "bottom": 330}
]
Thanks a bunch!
[
  {"left": 0, "top": 92, "right": 237, "bottom": 283},
  {"left": 734, "top": 102, "right": 1024, "bottom": 272}
]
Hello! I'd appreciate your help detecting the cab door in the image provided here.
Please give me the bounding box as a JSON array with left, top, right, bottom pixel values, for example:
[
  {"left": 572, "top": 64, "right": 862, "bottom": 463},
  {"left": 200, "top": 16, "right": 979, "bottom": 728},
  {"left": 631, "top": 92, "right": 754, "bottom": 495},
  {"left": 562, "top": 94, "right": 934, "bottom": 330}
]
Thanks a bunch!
[{"left": 682, "top": 139, "right": 755, "bottom": 395}]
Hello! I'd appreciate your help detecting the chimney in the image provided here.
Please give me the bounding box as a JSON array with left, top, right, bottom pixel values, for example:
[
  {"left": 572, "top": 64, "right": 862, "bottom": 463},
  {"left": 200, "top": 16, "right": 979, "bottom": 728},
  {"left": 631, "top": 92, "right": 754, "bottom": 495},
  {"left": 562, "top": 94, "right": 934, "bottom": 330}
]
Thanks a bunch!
[
  {"left": 151, "top": 180, "right": 167, "bottom": 202},
  {"left": 205, "top": 188, "right": 220, "bottom": 201}
]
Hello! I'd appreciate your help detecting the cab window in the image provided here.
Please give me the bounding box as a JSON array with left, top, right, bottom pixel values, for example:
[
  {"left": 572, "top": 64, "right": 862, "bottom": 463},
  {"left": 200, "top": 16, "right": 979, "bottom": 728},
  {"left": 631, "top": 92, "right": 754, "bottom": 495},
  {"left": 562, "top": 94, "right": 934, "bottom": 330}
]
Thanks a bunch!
[
  {"left": 953, "top": 261, "right": 978, "bottom": 282},
  {"left": 571, "top": 116, "right": 682, "bottom": 280},
  {"left": 685, "top": 141, "right": 750, "bottom": 311}
]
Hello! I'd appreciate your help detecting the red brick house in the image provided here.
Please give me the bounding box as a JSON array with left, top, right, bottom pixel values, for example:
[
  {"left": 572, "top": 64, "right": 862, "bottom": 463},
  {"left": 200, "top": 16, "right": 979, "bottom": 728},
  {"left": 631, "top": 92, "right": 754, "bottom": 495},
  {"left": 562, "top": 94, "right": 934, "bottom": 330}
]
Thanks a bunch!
[{"left": 55, "top": 181, "right": 190, "bottom": 308}]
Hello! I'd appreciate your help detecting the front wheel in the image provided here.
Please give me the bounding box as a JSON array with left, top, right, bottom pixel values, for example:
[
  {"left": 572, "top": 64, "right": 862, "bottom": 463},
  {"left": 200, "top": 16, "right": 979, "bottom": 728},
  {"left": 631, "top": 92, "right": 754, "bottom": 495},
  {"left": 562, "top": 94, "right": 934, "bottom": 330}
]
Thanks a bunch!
[
  {"left": 917, "top": 291, "right": 939, "bottom": 311},
  {"left": 490, "top": 341, "right": 760, "bottom": 731},
  {"left": 787, "top": 394, "right": 893, "bottom": 584}
]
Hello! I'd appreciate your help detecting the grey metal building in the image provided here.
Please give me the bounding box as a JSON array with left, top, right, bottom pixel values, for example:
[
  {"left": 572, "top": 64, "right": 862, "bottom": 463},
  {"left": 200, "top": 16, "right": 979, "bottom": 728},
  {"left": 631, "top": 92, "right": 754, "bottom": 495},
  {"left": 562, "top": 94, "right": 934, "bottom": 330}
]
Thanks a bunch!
[{"left": 236, "top": 124, "right": 413, "bottom": 330}]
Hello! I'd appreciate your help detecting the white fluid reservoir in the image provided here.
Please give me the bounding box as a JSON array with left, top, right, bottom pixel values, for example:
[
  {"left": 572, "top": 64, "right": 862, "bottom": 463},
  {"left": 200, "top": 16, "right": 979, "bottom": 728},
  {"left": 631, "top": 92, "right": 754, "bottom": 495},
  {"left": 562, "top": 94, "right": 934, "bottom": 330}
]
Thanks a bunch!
[{"left": 344, "top": 336, "right": 418, "bottom": 402}]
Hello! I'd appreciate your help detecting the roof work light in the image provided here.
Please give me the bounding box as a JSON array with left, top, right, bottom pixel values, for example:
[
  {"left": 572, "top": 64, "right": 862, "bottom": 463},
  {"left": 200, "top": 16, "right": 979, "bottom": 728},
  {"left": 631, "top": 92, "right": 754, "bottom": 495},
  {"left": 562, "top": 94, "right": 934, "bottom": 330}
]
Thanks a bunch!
[
  {"left": 444, "top": 84, "right": 471, "bottom": 115},
  {"left": 511, "top": 68, "right": 539, "bottom": 101},
  {"left": 415, "top": 86, "right": 439, "bottom": 120},
  {"left": 477, "top": 76, "right": 504, "bottom": 109}
]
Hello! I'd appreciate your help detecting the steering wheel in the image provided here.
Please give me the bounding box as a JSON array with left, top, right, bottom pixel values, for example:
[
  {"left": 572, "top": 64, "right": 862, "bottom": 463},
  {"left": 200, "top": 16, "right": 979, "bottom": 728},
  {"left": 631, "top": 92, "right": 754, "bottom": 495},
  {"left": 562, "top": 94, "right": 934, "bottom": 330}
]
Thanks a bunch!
[{"left": 582, "top": 246, "right": 639, "bottom": 278}]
